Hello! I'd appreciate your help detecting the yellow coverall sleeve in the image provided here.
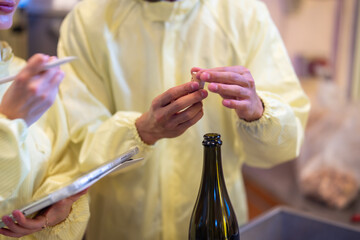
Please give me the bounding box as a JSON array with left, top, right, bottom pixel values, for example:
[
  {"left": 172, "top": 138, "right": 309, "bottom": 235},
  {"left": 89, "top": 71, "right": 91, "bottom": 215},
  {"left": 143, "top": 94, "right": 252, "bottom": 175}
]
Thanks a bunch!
[
  {"left": 0, "top": 50, "right": 89, "bottom": 239},
  {"left": 29, "top": 99, "right": 90, "bottom": 240},
  {"left": 0, "top": 115, "right": 30, "bottom": 201},
  {"left": 227, "top": 1, "right": 310, "bottom": 167},
  {"left": 0, "top": 54, "right": 31, "bottom": 202},
  {"left": 31, "top": 195, "right": 89, "bottom": 240},
  {"left": 57, "top": 5, "right": 151, "bottom": 173}
]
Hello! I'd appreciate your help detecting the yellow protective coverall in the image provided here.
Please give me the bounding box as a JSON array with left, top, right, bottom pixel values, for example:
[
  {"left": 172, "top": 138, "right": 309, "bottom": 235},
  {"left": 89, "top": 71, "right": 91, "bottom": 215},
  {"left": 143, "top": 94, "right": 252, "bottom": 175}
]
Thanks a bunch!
[
  {"left": 0, "top": 42, "right": 90, "bottom": 240},
  {"left": 57, "top": 0, "right": 310, "bottom": 239}
]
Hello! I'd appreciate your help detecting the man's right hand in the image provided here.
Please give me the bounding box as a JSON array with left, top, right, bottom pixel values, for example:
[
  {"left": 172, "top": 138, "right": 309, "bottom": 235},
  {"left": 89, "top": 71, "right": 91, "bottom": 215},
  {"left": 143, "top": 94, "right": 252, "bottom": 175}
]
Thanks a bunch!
[
  {"left": 0, "top": 54, "right": 64, "bottom": 127},
  {"left": 135, "top": 82, "right": 208, "bottom": 145}
]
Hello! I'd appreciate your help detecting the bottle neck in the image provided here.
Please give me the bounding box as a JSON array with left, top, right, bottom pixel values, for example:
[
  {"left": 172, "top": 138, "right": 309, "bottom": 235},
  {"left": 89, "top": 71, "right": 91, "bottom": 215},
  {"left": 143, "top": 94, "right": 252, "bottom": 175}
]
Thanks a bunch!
[{"left": 201, "top": 145, "right": 225, "bottom": 185}]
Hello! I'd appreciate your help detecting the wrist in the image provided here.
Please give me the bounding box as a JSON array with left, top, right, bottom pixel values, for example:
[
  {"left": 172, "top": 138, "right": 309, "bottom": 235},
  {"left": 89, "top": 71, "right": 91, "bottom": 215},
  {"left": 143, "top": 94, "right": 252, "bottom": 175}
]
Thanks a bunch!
[
  {"left": 135, "top": 115, "right": 157, "bottom": 145},
  {"left": 238, "top": 97, "right": 264, "bottom": 122}
]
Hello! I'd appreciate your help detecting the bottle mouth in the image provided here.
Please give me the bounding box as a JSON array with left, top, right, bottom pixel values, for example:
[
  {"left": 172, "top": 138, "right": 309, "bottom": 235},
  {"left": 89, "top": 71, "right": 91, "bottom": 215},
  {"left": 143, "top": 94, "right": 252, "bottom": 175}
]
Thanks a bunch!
[{"left": 202, "top": 133, "right": 222, "bottom": 146}]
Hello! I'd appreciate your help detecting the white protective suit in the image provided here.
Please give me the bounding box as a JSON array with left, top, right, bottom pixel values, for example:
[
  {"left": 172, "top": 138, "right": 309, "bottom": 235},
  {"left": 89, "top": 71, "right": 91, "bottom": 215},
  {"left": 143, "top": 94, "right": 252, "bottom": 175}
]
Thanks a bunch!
[
  {"left": 57, "top": 0, "right": 310, "bottom": 239},
  {"left": 0, "top": 42, "right": 90, "bottom": 240}
]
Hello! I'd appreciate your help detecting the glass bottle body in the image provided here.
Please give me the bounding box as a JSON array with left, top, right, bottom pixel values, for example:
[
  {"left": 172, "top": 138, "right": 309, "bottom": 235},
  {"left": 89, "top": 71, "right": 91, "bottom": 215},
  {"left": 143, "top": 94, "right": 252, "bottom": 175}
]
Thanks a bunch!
[{"left": 189, "top": 133, "right": 239, "bottom": 240}]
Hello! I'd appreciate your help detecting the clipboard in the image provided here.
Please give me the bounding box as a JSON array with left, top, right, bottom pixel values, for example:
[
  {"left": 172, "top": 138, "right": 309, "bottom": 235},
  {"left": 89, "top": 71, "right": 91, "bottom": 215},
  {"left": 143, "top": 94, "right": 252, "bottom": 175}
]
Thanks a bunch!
[{"left": 0, "top": 146, "right": 142, "bottom": 228}]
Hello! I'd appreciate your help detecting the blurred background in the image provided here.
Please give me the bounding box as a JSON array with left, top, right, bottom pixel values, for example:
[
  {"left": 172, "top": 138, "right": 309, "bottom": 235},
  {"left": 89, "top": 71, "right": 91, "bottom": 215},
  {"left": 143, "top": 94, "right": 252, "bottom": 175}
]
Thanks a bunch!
[{"left": 2, "top": 0, "right": 360, "bottom": 229}]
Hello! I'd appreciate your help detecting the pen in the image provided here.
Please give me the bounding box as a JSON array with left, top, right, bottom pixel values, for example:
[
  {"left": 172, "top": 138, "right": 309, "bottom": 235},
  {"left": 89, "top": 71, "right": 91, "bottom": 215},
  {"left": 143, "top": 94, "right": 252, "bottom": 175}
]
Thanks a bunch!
[{"left": 0, "top": 56, "right": 77, "bottom": 85}]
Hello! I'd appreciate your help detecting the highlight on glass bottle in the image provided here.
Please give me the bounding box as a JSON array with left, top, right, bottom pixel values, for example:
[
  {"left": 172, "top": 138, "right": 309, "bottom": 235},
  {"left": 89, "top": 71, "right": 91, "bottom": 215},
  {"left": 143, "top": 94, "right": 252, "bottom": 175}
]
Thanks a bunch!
[{"left": 189, "top": 133, "right": 239, "bottom": 240}]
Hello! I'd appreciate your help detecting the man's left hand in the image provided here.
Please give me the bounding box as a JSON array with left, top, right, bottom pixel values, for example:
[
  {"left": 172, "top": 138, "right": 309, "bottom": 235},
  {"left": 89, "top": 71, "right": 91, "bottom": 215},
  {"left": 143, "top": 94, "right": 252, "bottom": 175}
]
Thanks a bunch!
[{"left": 192, "top": 66, "right": 264, "bottom": 122}]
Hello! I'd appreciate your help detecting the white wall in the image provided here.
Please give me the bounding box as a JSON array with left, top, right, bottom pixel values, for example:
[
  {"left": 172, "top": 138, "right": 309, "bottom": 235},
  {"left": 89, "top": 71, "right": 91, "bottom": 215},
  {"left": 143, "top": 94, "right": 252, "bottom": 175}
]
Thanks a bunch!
[{"left": 261, "top": 0, "right": 336, "bottom": 64}]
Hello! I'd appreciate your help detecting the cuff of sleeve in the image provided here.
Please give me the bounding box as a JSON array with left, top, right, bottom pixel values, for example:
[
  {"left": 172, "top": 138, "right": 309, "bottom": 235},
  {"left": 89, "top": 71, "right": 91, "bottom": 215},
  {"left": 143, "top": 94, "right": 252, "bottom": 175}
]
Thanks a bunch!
[
  {"left": 235, "top": 90, "right": 297, "bottom": 145},
  {"left": 112, "top": 111, "right": 155, "bottom": 153},
  {"left": 40, "top": 194, "right": 90, "bottom": 240},
  {"left": 131, "top": 117, "right": 155, "bottom": 151}
]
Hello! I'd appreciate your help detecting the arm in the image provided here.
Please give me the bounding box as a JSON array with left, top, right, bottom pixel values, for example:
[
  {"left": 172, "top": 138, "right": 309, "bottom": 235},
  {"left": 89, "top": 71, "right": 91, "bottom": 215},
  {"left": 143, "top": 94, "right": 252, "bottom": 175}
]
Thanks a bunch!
[
  {"left": 0, "top": 115, "right": 29, "bottom": 200},
  {"left": 57, "top": 5, "right": 207, "bottom": 171},
  {"left": 0, "top": 54, "right": 64, "bottom": 201},
  {"left": 0, "top": 97, "right": 90, "bottom": 239},
  {"left": 0, "top": 54, "right": 88, "bottom": 238},
  {"left": 57, "top": 7, "right": 150, "bottom": 172},
  {"left": 239, "top": 3, "right": 310, "bottom": 166},
  {"left": 195, "top": 2, "right": 310, "bottom": 167}
]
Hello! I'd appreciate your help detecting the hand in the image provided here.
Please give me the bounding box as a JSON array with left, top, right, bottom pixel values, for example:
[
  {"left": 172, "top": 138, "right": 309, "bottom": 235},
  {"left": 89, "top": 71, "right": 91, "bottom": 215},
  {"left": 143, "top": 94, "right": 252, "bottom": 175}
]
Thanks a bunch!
[
  {"left": 0, "top": 189, "right": 88, "bottom": 238},
  {"left": 192, "top": 66, "right": 264, "bottom": 122},
  {"left": 0, "top": 54, "right": 64, "bottom": 126},
  {"left": 135, "top": 82, "right": 208, "bottom": 145}
]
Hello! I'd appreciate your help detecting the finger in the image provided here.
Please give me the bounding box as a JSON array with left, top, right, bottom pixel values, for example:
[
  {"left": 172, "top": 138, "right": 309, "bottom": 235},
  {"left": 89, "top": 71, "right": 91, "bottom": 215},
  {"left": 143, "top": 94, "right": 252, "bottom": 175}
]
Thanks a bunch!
[
  {"left": 17, "top": 56, "right": 59, "bottom": 86},
  {"left": 190, "top": 67, "right": 204, "bottom": 74},
  {"left": 26, "top": 69, "right": 61, "bottom": 102},
  {"left": 50, "top": 70, "right": 65, "bottom": 87},
  {"left": 66, "top": 188, "right": 89, "bottom": 203},
  {"left": 47, "top": 56, "right": 58, "bottom": 64},
  {"left": 39, "top": 56, "right": 60, "bottom": 78},
  {"left": 20, "top": 54, "right": 50, "bottom": 78},
  {"left": 208, "top": 83, "right": 249, "bottom": 99},
  {"left": 153, "top": 82, "right": 200, "bottom": 108},
  {"left": 1, "top": 215, "right": 31, "bottom": 235},
  {"left": 0, "top": 227, "right": 24, "bottom": 238},
  {"left": 46, "top": 71, "right": 64, "bottom": 98},
  {"left": 163, "top": 89, "right": 207, "bottom": 115},
  {"left": 222, "top": 98, "right": 248, "bottom": 110},
  {"left": 12, "top": 210, "right": 45, "bottom": 230},
  {"left": 172, "top": 102, "right": 203, "bottom": 125},
  {"left": 198, "top": 71, "right": 250, "bottom": 87},
  {"left": 39, "top": 66, "right": 60, "bottom": 83},
  {"left": 223, "top": 99, "right": 261, "bottom": 121},
  {"left": 177, "top": 108, "right": 204, "bottom": 132},
  {"left": 196, "top": 66, "right": 247, "bottom": 75},
  {"left": 22, "top": 67, "right": 59, "bottom": 96}
]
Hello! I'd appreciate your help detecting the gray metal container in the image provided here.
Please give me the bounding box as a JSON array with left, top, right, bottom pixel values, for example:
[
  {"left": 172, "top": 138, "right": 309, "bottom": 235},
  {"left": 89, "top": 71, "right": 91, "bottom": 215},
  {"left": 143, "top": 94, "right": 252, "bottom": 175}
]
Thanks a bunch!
[{"left": 239, "top": 206, "right": 360, "bottom": 240}]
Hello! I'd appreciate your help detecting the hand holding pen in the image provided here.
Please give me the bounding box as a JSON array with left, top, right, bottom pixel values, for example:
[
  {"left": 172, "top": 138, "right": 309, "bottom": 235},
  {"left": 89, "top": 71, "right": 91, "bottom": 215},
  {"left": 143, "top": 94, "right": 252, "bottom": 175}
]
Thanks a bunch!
[{"left": 0, "top": 54, "right": 76, "bottom": 126}]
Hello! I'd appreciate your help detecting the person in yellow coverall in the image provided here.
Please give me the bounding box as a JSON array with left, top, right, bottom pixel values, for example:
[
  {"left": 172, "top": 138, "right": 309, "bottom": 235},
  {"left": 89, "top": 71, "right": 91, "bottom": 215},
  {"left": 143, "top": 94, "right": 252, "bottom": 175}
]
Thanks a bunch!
[
  {"left": 58, "top": 0, "right": 310, "bottom": 239},
  {"left": 0, "top": 1, "right": 89, "bottom": 239}
]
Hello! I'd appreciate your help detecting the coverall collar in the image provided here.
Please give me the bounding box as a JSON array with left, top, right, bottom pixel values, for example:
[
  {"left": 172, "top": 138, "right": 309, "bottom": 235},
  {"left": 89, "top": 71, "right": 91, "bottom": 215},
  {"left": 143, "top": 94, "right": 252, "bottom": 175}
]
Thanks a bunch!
[{"left": 139, "top": 0, "right": 198, "bottom": 22}]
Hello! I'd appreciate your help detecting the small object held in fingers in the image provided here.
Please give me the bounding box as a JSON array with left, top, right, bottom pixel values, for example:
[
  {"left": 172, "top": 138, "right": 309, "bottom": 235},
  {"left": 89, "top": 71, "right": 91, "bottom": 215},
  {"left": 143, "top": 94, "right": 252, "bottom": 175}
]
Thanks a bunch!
[{"left": 191, "top": 72, "right": 205, "bottom": 89}]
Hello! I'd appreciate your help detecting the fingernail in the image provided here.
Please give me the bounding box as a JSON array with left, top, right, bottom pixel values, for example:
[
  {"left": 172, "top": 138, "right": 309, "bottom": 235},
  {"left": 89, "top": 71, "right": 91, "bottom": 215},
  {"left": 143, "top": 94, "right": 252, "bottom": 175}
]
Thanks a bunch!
[
  {"left": 3, "top": 216, "right": 11, "bottom": 224},
  {"left": 211, "top": 83, "right": 218, "bottom": 91},
  {"left": 223, "top": 99, "right": 231, "bottom": 107},
  {"left": 201, "top": 72, "right": 210, "bottom": 80},
  {"left": 12, "top": 211, "right": 21, "bottom": 220},
  {"left": 200, "top": 90, "right": 207, "bottom": 98},
  {"left": 191, "top": 82, "right": 198, "bottom": 91}
]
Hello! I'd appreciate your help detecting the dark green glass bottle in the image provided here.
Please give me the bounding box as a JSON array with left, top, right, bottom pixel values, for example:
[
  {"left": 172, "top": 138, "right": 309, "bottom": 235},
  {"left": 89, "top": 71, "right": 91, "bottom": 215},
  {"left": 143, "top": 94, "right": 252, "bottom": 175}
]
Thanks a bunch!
[{"left": 189, "top": 133, "right": 239, "bottom": 240}]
